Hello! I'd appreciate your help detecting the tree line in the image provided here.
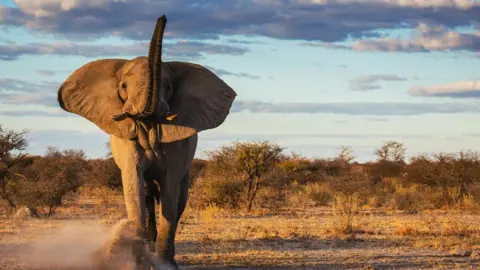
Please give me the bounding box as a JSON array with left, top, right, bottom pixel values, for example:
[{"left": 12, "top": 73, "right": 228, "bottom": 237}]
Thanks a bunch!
[{"left": 1, "top": 125, "right": 479, "bottom": 217}]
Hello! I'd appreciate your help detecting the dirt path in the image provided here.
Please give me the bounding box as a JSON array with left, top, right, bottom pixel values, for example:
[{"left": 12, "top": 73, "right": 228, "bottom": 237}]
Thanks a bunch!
[{"left": 1, "top": 204, "right": 479, "bottom": 269}]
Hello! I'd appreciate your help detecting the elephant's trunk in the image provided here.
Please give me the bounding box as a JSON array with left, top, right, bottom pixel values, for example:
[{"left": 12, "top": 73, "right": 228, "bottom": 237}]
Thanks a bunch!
[
  {"left": 142, "top": 15, "right": 167, "bottom": 118},
  {"left": 111, "top": 15, "right": 168, "bottom": 122}
]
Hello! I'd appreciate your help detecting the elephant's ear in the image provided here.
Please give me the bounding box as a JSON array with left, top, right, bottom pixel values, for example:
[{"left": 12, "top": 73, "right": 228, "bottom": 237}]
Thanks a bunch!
[
  {"left": 160, "top": 61, "right": 237, "bottom": 142},
  {"left": 57, "top": 59, "right": 137, "bottom": 139}
]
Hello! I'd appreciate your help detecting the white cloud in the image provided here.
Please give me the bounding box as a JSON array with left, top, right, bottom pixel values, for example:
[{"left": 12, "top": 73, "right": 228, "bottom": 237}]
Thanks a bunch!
[
  {"left": 409, "top": 80, "right": 480, "bottom": 98},
  {"left": 1, "top": 0, "right": 479, "bottom": 43},
  {"left": 13, "top": 0, "right": 126, "bottom": 17},
  {"left": 297, "top": 0, "right": 480, "bottom": 9},
  {"left": 0, "top": 40, "right": 248, "bottom": 60},
  {"left": 352, "top": 22, "right": 480, "bottom": 52},
  {"left": 349, "top": 74, "right": 406, "bottom": 91}
]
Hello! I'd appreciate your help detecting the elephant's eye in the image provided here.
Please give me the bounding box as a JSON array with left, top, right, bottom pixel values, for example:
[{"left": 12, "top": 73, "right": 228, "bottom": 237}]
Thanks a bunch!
[{"left": 121, "top": 82, "right": 127, "bottom": 89}]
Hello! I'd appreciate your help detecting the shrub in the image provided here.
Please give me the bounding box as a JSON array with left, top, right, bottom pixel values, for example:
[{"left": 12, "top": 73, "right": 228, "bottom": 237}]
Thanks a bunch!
[
  {"left": 86, "top": 158, "right": 122, "bottom": 190},
  {"left": 287, "top": 181, "right": 332, "bottom": 207},
  {"left": 0, "top": 125, "right": 28, "bottom": 213},
  {"left": 466, "top": 183, "right": 480, "bottom": 203},
  {"left": 277, "top": 156, "right": 311, "bottom": 174},
  {"left": 310, "top": 158, "right": 349, "bottom": 177},
  {"left": 189, "top": 159, "right": 207, "bottom": 187},
  {"left": 254, "top": 185, "right": 285, "bottom": 210},
  {"left": 189, "top": 174, "right": 244, "bottom": 210},
  {"left": 366, "top": 161, "right": 405, "bottom": 183},
  {"left": 331, "top": 193, "right": 360, "bottom": 236},
  {"left": 406, "top": 152, "right": 480, "bottom": 194},
  {"left": 304, "top": 183, "right": 332, "bottom": 206},
  {"left": 207, "top": 141, "right": 285, "bottom": 212},
  {"left": 390, "top": 185, "right": 425, "bottom": 213},
  {"left": 326, "top": 172, "right": 371, "bottom": 199},
  {"left": 14, "top": 147, "right": 88, "bottom": 217}
]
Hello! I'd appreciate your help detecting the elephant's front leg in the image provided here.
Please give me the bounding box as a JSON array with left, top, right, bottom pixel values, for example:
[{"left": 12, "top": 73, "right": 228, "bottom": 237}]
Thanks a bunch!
[
  {"left": 120, "top": 168, "right": 147, "bottom": 237},
  {"left": 111, "top": 139, "right": 148, "bottom": 236}
]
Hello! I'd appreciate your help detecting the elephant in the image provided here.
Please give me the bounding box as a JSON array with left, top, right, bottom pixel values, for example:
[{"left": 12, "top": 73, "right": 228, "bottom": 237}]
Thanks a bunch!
[{"left": 56, "top": 15, "right": 237, "bottom": 268}]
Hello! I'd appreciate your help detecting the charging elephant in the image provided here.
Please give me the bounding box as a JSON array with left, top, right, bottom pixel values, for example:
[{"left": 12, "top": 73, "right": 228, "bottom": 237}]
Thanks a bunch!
[{"left": 56, "top": 15, "right": 237, "bottom": 269}]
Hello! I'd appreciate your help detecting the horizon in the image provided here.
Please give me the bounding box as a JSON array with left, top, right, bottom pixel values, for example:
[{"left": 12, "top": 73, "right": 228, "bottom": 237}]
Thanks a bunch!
[{"left": 1, "top": 0, "right": 480, "bottom": 162}]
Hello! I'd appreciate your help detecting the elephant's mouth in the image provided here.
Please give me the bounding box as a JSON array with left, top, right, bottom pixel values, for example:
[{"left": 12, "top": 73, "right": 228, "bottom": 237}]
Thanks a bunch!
[{"left": 112, "top": 98, "right": 174, "bottom": 122}]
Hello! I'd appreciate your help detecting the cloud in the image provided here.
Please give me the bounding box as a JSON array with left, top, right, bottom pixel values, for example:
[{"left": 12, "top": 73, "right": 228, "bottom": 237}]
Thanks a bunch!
[
  {"left": 463, "top": 132, "right": 480, "bottom": 137},
  {"left": 366, "top": 117, "right": 390, "bottom": 122},
  {"left": 0, "top": 78, "right": 59, "bottom": 92},
  {"left": 303, "top": 21, "right": 480, "bottom": 54},
  {"left": 296, "top": 0, "right": 480, "bottom": 9},
  {"left": 1, "top": 0, "right": 479, "bottom": 44},
  {"left": 0, "top": 93, "right": 58, "bottom": 107},
  {"left": 37, "top": 69, "right": 57, "bottom": 76},
  {"left": 0, "top": 109, "right": 74, "bottom": 117},
  {"left": 301, "top": 41, "right": 351, "bottom": 50},
  {"left": 232, "top": 100, "right": 480, "bottom": 115},
  {"left": 0, "top": 78, "right": 60, "bottom": 107},
  {"left": 0, "top": 40, "right": 248, "bottom": 61},
  {"left": 349, "top": 74, "right": 406, "bottom": 91},
  {"left": 409, "top": 80, "right": 480, "bottom": 98},
  {"left": 205, "top": 66, "right": 260, "bottom": 80},
  {"left": 352, "top": 22, "right": 480, "bottom": 52}
]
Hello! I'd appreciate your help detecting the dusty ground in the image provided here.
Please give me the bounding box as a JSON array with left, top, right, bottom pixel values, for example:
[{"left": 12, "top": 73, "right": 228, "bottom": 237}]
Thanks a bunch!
[{"left": 0, "top": 192, "right": 479, "bottom": 269}]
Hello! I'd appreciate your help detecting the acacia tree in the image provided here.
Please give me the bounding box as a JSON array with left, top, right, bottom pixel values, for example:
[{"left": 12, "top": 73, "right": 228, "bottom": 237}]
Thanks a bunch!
[
  {"left": 375, "top": 140, "right": 406, "bottom": 163},
  {"left": 0, "top": 125, "right": 28, "bottom": 213},
  {"left": 208, "top": 141, "right": 285, "bottom": 212}
]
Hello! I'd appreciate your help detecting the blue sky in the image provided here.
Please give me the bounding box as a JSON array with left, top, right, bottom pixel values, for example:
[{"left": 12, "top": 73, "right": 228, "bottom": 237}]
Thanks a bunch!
[{"left": 1, "top": 0, "right": 480, "bottom": 162}]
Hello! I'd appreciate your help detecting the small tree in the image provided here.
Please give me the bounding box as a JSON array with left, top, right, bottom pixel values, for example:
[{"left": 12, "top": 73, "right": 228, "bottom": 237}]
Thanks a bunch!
[
  {"left": 0, "top": 125, "right": 28, "bottom": 213},
  {"left": 208, "top": 141, "right": 285, "bottom": 212},
  {"left": 336, "top": 145, "right": 355, "bottom": 164},
  {"left": 374, "top": 140, "right": 406, "bottom": 163}
]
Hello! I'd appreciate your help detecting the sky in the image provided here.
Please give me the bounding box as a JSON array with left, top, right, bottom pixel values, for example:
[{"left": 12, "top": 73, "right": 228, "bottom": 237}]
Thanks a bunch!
[{"left": 1, "top": 0, "right": 480, "bottom": 162}]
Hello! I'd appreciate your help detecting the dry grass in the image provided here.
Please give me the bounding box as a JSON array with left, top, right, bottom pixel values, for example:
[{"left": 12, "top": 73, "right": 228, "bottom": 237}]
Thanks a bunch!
[{"left": 0, "top": 193, "right": 479, "bottom": 269}]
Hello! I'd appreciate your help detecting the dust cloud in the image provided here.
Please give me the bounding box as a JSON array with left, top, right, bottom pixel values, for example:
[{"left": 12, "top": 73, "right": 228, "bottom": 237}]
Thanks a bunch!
[{"left": 2, "top": 219, "right": 142, "bottom": 270}]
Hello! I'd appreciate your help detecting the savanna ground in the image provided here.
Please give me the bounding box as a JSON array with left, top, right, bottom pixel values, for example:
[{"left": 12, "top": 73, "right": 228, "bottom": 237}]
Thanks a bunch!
[{"left": 0, "top": 187, "right": 479, "bottom": 270}]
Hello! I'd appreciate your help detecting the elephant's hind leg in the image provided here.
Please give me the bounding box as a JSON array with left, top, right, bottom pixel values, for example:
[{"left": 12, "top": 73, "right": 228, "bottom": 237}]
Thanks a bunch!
[
  {"left": 145, "top": 188, "right": 158, "bottom": 249},
  {"left": 156, "top": 178, "right": 181, "bottom": 266},
  {"left": 144, "top": 177, "right": 159, "bottom": 250},
  {"left": 156, "top": 135, "right": 197, "bottom": 268}
]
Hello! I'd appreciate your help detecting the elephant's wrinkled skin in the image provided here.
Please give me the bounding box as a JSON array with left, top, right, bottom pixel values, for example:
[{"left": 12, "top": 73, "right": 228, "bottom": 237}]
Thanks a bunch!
[{"left": 56, "top": 15, "right": 237, "bottom": 268}]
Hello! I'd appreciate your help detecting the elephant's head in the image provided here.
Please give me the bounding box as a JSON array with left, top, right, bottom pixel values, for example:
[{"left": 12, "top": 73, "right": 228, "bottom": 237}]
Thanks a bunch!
[{"left": 57, "top": 15, "right": 237, "bottom": 143}]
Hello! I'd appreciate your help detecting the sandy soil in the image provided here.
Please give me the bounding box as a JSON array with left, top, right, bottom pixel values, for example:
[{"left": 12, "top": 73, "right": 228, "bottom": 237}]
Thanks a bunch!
[{"left": 0, "top": 194, "right": 479, "bottom": 270}]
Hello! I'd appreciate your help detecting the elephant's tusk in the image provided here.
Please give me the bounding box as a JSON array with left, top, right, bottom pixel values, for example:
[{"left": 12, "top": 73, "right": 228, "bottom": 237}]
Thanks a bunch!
[
  {"left": 165, "top": 112, "right": 177, "bottom": 121},
  {"left": 112, "top": 112, "right": 131, "bottom": 121}
]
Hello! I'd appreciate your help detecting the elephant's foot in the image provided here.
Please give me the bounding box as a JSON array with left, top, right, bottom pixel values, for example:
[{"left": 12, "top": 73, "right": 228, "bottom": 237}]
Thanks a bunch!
[
  {"left": 146, "top": 254, "right": 178, "bottom": 270},
  {"left": 92, "top": 219, "right": 166, "bottom": 270},
  {"left": 156, "top": 250, "right": 179, "bottom": 270},
  {"left": 165, "top": 258, "right": 179, "bottom": 270}
]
